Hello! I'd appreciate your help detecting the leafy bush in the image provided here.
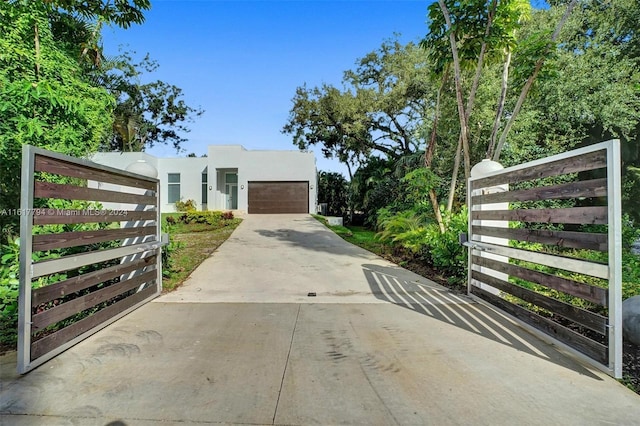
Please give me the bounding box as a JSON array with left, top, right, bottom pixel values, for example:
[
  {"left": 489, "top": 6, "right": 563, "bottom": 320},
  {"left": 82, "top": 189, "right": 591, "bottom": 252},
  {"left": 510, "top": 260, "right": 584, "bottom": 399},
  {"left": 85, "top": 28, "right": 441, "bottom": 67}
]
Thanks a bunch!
[
  {"left": 317, "top": 171, "right": 349, "bottom": 217},
  {"left": 375, "top": 206, "right": 468, "bottom": 282},
  {"left": 376, "top": 210, "right": 425, "bottom": 244},
  {"left": 0, "top": 236, "right": 20, "bottom": 347},
  {"left": 424, "top": 207, "right": 468, "bottom": 278},
  {"left": 178, "top": 211, "right": 223, "bottom": 225},
  {"left": 175, "top": 199, "right": 197, "bottom": 212},
  {"left": 161, "top": 219, "right": 183, "bottom": 278}
]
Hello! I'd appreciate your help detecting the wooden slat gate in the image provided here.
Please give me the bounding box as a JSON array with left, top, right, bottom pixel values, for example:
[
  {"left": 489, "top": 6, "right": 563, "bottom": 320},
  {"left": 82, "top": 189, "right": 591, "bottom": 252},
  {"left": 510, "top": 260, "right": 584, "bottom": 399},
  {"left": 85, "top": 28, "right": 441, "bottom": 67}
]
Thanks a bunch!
[
  {"left": 467, "top": 140, "right": 622, "bottom": 378},
  {"left": 17, "top": 146, "right": 164, "bottom": 374}
]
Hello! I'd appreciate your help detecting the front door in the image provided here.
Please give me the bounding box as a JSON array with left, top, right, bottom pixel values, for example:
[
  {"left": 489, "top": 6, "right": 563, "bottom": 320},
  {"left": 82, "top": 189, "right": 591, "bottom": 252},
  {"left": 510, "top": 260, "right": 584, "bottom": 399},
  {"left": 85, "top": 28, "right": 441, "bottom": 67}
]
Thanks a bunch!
[
  {"left": 225, "top": 183, "right": 238, "bottom": 210},
  {"left": 224, "top": 172, "right": 238, "bottom": 210}
]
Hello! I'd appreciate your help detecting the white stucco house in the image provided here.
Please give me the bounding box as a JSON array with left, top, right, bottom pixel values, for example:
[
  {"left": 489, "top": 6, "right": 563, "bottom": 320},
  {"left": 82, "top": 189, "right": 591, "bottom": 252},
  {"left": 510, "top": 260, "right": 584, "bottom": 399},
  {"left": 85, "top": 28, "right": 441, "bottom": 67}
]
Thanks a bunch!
[{"left": 91, "top": 145, "right": 317, "bottom": 214}]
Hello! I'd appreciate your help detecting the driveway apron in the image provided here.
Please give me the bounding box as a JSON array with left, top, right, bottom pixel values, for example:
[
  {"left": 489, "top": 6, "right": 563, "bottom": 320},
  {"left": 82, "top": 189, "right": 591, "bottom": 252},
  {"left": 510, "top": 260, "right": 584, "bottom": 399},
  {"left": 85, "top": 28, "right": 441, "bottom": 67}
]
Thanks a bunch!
[{"left": 1, "top": 214, "right": 639, "bottom": 425}]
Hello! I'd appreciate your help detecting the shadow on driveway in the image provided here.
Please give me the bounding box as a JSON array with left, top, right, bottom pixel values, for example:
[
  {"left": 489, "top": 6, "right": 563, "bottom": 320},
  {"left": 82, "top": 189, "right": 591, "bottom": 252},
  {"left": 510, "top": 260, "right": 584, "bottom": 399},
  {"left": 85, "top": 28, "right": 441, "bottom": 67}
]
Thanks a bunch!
[
  {"left": 362, "top": 263, "right": 602, "bottom": 380},
  {"left": 254, "top": 226, "right": 373, "bottom": 258}
]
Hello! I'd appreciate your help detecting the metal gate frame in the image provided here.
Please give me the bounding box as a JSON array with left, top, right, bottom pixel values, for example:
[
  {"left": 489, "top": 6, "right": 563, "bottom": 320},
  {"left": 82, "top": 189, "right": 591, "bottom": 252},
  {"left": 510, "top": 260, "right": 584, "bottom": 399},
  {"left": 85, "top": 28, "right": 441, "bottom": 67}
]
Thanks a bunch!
[
  {"left": 467, "top": 140, "right": 622, "bottom": 378},
  {"left": 18, "top": 146, "right": 164, "bottom": 374}
]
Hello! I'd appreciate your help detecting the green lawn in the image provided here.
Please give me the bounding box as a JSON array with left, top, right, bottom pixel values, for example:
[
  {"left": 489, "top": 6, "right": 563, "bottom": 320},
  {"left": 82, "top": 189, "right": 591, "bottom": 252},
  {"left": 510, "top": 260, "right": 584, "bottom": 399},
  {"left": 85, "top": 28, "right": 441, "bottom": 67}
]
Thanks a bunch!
[
  {"left": 162, "top": 213, "right": 241, "bottom": 291},
  {"left": 312, "top": 214, "right": 386, "bottom": 255}
]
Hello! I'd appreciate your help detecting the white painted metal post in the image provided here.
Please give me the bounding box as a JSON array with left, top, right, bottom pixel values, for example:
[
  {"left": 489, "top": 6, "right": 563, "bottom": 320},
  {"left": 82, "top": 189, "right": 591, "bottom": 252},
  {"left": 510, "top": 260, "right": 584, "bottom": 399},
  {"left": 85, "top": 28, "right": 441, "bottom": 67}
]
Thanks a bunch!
[
  {"left": 17, "top": 145, "right": 35, "bottom": 374},
  {"left": 470, "top": 160, "right": 509, "bottom": 295},
  {"left": 607, "top": 139, "right": 622, "bottom": 378},
  {"left": 121, "top": 160, "right": 159, "bottom": 288}
]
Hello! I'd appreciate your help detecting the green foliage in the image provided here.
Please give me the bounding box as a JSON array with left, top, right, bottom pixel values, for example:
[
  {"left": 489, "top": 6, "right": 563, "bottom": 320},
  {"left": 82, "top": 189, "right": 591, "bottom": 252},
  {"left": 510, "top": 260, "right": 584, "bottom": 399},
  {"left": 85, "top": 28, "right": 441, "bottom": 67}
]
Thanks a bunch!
[
  {"left": 0, "top": 1, "right": 115, "bottom": 232},
  {"left": 178, "top": 211, "right": 225, "bottom": 225},
  {"left": 317, "top": 171, "right": 349, "bottom": 217},
  {"left": 283, "top": 38, "right": 436, "bottom": 170},
  {"left": 0, "top": 237, "right": 20, "bottom": 343},
  {"left": 376, "top": 210, "right": 425, "bottom": 245},
  {"left": 175, "top": 199, "right": 197, "bottom": 212},
  {"left": 98, "top": 51, "right": 205, "bottom": 152},
  {"left": 163, "top": 211, "right": 239, "bottom": 236},
  {"left": 161, "top": 216, "right": 183, "bottom": 278},
  {"left": 376, "top": 207, "right": 468, "bottom": 281}
]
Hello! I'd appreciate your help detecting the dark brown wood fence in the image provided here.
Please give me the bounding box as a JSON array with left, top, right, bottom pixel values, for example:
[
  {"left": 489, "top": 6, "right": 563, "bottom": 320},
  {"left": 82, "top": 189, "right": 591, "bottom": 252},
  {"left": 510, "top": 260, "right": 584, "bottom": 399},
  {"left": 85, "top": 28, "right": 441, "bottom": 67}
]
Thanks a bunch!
[
  {"left": 467, "top": 140, "right": 622, "bottom": 378},
  {"left": 18, "top": 146, "right": 163, "bottom": 374}
]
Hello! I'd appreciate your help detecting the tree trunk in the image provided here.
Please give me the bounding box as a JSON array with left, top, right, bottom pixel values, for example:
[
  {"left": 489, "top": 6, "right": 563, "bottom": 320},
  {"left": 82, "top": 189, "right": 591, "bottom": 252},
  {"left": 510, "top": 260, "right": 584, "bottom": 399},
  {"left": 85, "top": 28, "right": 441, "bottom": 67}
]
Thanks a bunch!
[
  {"left": 447, "top": 136, "right": 462, "bottom": 212},
  {"left": 345, "top": 161, "right": 354, "bottom": 223},
  {"left": 492, "top": 0, "right": 578, "bottom": 161},
  {"left": 445, "top": 0, "right": 496, "bottom": 212},
  {"left": 425, "top": 68, "right": 449, "bottom": 168},
  {"left": 429, "top": 189, "right": 446, "bottom": 234},
  {"left": 438, "top": 0, "right": 471, "bottom": 181},
  {"left": 425, "top": 69, "right": 449, "bottom": 234},
  {"left": 34, "top": 22, "right": 41, "bottom": 80},
  {"left": 486, "top": 49, "right": 512, "bottom": 158}
]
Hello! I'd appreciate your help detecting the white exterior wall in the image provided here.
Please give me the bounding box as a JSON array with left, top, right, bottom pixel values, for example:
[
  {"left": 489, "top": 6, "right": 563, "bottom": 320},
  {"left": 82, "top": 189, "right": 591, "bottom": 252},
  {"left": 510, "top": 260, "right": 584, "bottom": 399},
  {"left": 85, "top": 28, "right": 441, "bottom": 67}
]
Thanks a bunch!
[
  {"left": 207, "top": 145, "right": 317, "bottom": 213},
  {"left": 156, "top": 157, "right": 208, "bottom": 212},
  {"left": 90, "top": 145, "right": 317, "bottom": 214}
]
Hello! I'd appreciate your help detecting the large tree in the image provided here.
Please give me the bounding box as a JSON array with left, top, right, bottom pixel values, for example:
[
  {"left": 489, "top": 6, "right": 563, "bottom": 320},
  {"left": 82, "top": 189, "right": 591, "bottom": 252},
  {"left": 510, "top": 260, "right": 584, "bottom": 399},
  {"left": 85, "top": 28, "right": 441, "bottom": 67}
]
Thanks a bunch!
[
  {"left": 283, "top": 40, "right": 436, "bottom": 177},
  {"left": 98, "top": 52, "right": 205, "bottom": 153},
  {"left": 0, "top": 1, "right": 115, "bottom": 233}
]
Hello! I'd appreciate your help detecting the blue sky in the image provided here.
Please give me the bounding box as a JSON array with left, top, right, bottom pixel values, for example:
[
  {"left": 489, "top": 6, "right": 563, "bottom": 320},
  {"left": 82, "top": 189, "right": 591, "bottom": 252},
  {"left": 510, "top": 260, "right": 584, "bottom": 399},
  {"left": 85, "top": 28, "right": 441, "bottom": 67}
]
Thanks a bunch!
[{"left": 101, "top": 0, "right": 435, "bottom": 176}]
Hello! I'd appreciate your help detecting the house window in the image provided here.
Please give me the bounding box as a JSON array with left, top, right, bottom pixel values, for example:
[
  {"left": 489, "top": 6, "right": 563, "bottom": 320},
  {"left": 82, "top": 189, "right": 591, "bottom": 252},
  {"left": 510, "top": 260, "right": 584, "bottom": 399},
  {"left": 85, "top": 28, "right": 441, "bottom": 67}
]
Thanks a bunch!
[
  {"left": 168, "top": 173, "right": 180, "bottom": 203},
  {"left": 202, "top": 173, "right": 208, "bottom": 204},
  {"left": 225, "top": 173, "right": 238, "bottom": 184}
]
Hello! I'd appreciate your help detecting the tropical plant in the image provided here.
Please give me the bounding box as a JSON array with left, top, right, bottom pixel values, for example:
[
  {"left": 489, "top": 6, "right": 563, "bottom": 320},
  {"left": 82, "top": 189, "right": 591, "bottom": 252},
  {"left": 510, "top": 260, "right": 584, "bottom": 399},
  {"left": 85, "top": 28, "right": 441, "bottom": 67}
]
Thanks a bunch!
[{"left": 317, "top": 171, "right": 349, "bottom": 217}]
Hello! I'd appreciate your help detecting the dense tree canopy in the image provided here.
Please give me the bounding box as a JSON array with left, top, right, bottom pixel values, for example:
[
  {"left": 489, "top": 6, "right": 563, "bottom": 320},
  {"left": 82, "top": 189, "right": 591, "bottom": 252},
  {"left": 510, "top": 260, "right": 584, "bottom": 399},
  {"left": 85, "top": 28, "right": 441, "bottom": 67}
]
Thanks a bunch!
[
  {"left": 0, "top": 1, "right": 115, "bottom": 232},
  {"left": 98, "top": 52, "right": 205, "bottom": 152},
  {"left": 0, "top": 0, "right": 203, "bottom": 235},
  {"left": 283, "top": 40, "right": 436, "bottom": 177},
  {"left": 283, "top": 0, "right": 640, "bottom": 229}
]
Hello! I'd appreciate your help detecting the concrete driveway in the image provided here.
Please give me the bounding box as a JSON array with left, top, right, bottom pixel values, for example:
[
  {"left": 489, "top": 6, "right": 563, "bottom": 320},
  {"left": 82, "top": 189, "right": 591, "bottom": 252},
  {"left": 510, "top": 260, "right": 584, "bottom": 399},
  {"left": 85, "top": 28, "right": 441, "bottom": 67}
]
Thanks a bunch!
[{"left": 1, "top": 214, "right": 639, "bottom": 425}]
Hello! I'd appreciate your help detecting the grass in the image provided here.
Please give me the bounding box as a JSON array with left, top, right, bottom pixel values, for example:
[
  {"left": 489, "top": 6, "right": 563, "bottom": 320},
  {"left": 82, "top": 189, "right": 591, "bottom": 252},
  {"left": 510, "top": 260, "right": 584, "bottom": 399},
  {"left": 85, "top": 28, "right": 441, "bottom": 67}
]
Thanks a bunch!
[
  {"left": 162, "top": 214, "right": 241, "bottom": 292},
  {"left": 312, "top": 214, "right": 387, "bottom": 254}
]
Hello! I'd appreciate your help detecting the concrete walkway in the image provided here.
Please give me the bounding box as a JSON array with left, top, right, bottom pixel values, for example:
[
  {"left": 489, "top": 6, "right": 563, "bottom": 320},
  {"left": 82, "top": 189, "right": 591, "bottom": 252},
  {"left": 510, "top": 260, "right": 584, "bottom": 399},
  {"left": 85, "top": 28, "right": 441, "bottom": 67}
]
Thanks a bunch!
[{"left": 1, "top": 214, "right": 639, "bottom": 425}]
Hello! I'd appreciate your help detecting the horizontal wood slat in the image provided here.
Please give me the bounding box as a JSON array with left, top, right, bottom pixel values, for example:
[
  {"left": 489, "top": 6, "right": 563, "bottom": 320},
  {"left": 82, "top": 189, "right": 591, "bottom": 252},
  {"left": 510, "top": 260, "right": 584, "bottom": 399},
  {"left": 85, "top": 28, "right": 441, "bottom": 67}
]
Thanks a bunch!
[
  {"left": 30, "top": 285, "right": 157, "bottom": 360},
  {"left": 31, "top": 241, "right": 160, "bottom": 278},
  {"left": 33, "top": 210, "right": 156, "bottom": 225},
  {"left": 472, "top": 226, "right": 608, "bottom": 251},
  {"left": 470, "top": 242, "right": 609, "bottom": 279},
  {"left": 472, "top": 150, "right": 606, "bottom": 190},
  {"left": 32, "top": 255, "right": 156, "bottom": 306},
  {"left": 32, "top": 226, "right": 157, "bottom": 252},
  {"left": 35, "top": 181, "right": 157, "bottom": 205},
  {"left": 472, "top": 178, "right": 607, "bottom": 205},
  {"left": 35, "top": 155, "right": 157, "bottom": 191},
  {"left": 471, "top": 206, "right": 607, "bottom": 225},
  {"left": 31, "top": 270, "right": 157, "bottom": 331},
  {"left": 472, "top": 255, "right": 607, "bottom": 306},
  {"left": 471, "top": 286, "right": 608, "bottom": 364},
  {"left": 471, "top": 269, "right": 607, "bottom": 334}
]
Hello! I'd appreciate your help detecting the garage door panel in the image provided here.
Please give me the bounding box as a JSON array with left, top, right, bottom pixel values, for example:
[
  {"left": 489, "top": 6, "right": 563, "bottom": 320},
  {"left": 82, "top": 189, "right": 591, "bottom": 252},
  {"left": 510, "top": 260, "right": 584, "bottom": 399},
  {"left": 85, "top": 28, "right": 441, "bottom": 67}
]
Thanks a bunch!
[{"left": 248, "top": 181, "right": 308, "bottom": 214}]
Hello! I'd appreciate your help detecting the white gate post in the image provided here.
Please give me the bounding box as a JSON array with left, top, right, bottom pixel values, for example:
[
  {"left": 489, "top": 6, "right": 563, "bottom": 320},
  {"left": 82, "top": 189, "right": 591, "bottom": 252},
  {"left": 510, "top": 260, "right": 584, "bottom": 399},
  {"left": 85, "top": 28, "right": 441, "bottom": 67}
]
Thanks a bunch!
[
  {"left": 470, "top": 159, "right": 509, "bottom": 295},
  {"left": 121, "top": 160, "right": 160, "bottom": 289}
]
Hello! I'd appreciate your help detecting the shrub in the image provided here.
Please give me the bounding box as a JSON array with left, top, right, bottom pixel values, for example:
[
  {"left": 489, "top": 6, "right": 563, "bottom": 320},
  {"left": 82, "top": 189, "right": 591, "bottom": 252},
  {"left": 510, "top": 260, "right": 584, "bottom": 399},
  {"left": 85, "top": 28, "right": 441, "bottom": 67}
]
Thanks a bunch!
[
  {"left": 0, "top": 236, "right": 20, "bottom": 347},
  {"left": 424, "top": 207, "right": 468, "bottom": 277},
  {"left": 175, "top": 199, "right": 197, "bottom": 212},
  {"left": 222, "top": 211, "right": 234, "bottom": 220}
]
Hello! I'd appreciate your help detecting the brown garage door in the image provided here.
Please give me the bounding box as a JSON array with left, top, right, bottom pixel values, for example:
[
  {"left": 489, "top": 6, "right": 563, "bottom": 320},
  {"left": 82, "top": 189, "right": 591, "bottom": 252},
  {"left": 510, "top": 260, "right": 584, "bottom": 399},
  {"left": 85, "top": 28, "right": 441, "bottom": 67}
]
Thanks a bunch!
[{"left": 248, "top": 181, "right": 309, "bottom": 214}]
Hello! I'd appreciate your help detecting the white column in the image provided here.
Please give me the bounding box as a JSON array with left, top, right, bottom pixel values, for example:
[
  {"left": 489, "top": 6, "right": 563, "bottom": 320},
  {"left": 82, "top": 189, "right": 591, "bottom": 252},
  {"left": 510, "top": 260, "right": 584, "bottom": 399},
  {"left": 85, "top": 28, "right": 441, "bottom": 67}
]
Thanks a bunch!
[
  {"left": 470, "top": 159, "right": 509, "bottom": 295},
  {"left": 121, "top": 160, "right": 158, "bottom": 284}
]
